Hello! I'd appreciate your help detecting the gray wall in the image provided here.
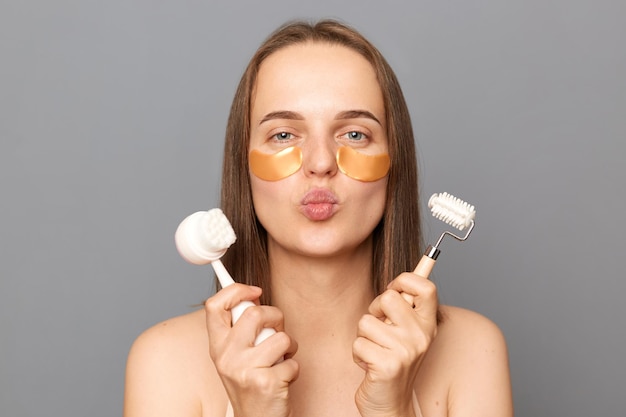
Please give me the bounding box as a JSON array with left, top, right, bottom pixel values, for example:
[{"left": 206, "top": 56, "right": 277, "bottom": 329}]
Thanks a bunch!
[{"left": 1, "top": 1, "right": 624, "bottom": 416}]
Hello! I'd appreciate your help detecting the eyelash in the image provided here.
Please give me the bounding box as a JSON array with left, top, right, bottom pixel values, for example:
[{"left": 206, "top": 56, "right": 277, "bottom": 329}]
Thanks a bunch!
[
  {"left": 269, "top": 130, "right": 369, "bottom": 144},
  {"left": 273, "top": 132, "right": 293, "bottom": 141},
  {"left": 342, "top": 131, "right": 367, "bottom": 141}
]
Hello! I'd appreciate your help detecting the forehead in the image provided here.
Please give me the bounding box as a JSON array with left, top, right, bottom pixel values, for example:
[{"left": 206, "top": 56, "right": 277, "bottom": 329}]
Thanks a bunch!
[{"left": 251, "top": 42, "right": 385, "bottom": 120}]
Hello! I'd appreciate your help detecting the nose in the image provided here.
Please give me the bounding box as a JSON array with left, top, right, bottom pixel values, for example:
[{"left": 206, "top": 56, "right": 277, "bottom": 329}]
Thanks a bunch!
[{"left": 301, "top": 135, "right": 338, "bottom": 178}]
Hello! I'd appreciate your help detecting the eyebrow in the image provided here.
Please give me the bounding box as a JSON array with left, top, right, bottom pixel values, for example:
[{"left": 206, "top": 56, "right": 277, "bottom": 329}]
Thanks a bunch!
[
  {"left": 335, "top": 110, "right": 382, "bottom": 126},
  {"left": 259, "top": 111, "right": 304, "bottom": 125},
  {"left": 259, "top": 109, "right": 382, "bottom": 126}
]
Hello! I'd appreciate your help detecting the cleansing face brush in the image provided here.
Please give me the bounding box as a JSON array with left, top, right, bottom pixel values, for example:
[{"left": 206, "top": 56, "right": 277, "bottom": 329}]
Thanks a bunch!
[
  {"left": 174, "top": 209, "right": 236, "bottom": 266},
  {"left": 175, "top": 209, "right": 276, "bottom": 345}
]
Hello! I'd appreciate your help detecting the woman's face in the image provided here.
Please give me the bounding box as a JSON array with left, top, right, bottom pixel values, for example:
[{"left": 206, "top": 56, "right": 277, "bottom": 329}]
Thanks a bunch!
[{"left": 249, "top": 42, "right": 388, "bottom": 259}]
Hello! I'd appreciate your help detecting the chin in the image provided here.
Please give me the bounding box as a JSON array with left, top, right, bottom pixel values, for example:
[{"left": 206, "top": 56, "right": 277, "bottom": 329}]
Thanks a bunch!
[{"left": 272, "top": 228, "right": 374, "bottom": 260}]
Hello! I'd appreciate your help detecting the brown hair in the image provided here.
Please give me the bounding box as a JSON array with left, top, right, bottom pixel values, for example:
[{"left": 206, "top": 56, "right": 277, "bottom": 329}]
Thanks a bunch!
[{"left": 220, "top": 20, "right": 422, "bottom": 305}]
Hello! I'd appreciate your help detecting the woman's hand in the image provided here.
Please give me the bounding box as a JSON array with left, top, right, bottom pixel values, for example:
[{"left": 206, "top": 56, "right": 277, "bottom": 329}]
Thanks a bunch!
[
  {"left": 205, "top": 284, "right": 299, "bottom": 417},
  {"left": 352, "top": 272, "right": 438, "bottom": 417}
]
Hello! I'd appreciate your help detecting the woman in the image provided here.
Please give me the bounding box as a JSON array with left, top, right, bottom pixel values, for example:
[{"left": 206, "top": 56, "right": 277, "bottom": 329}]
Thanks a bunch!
[{"left": 124, "top": 20, "right": 513, "bottom": 417}]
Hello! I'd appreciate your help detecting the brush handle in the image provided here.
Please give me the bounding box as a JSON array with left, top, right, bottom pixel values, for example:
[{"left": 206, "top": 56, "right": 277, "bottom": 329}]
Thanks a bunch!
[
  {"left": 211, "top": 259, "right": 236, "bottom": 287},
  {"left": 211, "top": 260, "right": 277, "bottom": 346}
]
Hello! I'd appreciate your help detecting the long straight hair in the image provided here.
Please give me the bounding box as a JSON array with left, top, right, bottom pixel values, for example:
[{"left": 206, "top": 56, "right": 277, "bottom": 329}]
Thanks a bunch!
[{"left": 220, "top": 20, "right": 423, "bottom": 305}]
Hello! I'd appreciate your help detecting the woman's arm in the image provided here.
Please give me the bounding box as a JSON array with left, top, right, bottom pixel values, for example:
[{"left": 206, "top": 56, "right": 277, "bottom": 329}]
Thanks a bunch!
[
  {"left": 204, "top": 284, "right": 299, "bottom": 417},
  {"left": 438, "top": 306, "right": 513, "bottom": 417},
  {"left": 354, "top": 270, "right": 513, "bottom": 417},
  {"left": 123, "top": 285, "right": 298, "bottom": 417},
  {"left": 124, "top": 316, "right": 207, "bottom": 417},
  {"left": 353, "top": 272, "right": 439, "bottom": 417}
]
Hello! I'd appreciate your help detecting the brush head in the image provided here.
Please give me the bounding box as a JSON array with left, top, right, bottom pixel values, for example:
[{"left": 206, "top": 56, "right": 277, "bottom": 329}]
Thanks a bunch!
[
  {"left": 428, "top": 192, "right": 476, "bottom": 231},
  {"left": 174, "top": 208, "right": 237, "bottom": 265}
]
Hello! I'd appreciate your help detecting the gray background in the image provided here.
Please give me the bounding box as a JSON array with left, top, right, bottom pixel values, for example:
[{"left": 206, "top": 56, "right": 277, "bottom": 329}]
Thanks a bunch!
[{"left": 1, "top": 1, "right": 624, "bottom": 416}]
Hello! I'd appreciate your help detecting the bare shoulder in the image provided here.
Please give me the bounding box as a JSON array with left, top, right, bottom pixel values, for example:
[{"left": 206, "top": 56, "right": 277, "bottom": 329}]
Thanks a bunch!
[
  {"left": 129, "top": 308, "right": 208, "bottom": 355},
  {"left": 433, "top": 305, "right": 510, "bottom": 375},
  {"left": 438, "top": 305, "right": 507, "bottom": 347},
  {"left": 124, "top": 309, "right": 227, "bottom": 417},
  {"left": 126, "top": 309, "right": 209, "bottom": 379},
  {"left": 426, "top": 305, "right": 513, "bottom": 417}
]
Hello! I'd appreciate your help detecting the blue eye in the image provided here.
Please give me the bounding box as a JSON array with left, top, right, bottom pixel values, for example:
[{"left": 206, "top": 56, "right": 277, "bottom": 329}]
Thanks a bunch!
[
  {"left": 346, "top": 131, "right": 365, "bottom": 140},
  {"left": 274, "top": 132, "right": 292, "bottom": 140}
]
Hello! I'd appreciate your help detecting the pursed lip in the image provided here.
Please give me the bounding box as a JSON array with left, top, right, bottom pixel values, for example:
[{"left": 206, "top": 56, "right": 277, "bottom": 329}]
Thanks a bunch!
[
  {"left": 301, "top": 188, "right": 339, "bottom": 205},
  {"left": 299, "top": 188, "right": 339, "bottom": 221}
]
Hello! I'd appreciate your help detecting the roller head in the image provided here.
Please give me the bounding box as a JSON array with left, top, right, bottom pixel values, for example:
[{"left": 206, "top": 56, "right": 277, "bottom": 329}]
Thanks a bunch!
[
  {"left": 428, "top": 192, "right": 476, "bottom": 231},
  {"left": 174, "top": 208, "right": 237, "bottom": 265}
]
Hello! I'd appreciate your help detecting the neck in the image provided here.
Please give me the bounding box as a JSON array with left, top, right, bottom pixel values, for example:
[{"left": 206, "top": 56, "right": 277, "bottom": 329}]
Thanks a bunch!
[{"left": 268, "top": 239, "right": 375, "bottom": 343}]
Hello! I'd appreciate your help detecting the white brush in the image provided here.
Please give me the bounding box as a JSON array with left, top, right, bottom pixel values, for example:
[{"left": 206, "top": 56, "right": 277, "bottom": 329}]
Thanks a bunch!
[{"left": 175, "top": 208, "right": 276, "bottom": 345}]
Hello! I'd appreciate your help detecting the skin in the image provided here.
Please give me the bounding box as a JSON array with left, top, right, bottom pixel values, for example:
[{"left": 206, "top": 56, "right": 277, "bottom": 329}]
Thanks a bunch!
[{"left": 124, "top": 42, "right": 513, "bottom": 417}]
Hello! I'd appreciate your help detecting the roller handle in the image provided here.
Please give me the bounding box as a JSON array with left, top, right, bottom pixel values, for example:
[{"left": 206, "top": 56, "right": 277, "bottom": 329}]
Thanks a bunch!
[
  {"left": 413, "top": 253, "right": 437, "bottom": 278},
  {"left": 399, "top": 254, "right": 437, "bottom": 304},
  {"left": 385, "top": 252, "right": 438, "bottom": 324}
]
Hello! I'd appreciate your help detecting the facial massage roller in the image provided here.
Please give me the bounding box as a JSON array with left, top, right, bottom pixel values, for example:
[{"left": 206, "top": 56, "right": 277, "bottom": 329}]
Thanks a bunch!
[
  {"left": 396, "top": 192, "right": 476, "bottom": 308},
  {"left": 175, "top": 209, "right": 276, "bottom": 345},
  {"left": 417, "top": 192, "right": 476, "bottom": 277}
]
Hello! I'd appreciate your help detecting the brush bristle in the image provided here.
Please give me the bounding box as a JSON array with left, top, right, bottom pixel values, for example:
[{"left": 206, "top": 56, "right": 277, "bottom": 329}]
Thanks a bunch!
[
  {"left": 175, "top": 209, "right": 237, "bottom": 265},
  {"left": 428, "top": 192, "right": 476, "bottom": 231},
  {"left": 203, "top": 209, "right": 236, "bottom": 252}
]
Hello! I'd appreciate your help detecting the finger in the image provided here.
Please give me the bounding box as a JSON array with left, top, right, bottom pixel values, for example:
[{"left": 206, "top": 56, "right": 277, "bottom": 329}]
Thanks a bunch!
[
  {"left": 357, "top": 313, "right": 395, "bottom": 349},
  {"left": 387, "top": 273, "right": 439, "bottom": 321},
  {"left": 368, "top": 289, "right": 396, "bottom": 318},
  {"left": 252, "top": 330, "right": 297, "bottom": 366},
  {"left": 369, "top": 289, "right": 415, "bottom": 326},
  {"left": 271, "top": 357, "right": 300, "bottom": 383},
  {"left": 206, "top": 283, "right": 263, "bottom": 313},
  {"left": 205, "top": 285, "right": 263, "bottom": 336},
  {"left": 232, "top": 305, "right": 285, "bottom": 346},
  {"left": 221, "top": 283, "right": 264, "bottom": 309},
  {"left": 352, "top": 334, "right": 388, "bottom": 370},
  {"left": 284, "top": 333, "right": 298, "bottom": 358},
  {"left": 386, "top": 271, "right": 430, "bottom": 293}
]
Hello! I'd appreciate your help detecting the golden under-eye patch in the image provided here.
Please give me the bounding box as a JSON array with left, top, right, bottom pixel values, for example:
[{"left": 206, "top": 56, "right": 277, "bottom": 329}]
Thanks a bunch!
[
  {"left": 336, "top": 146, "right": 390, "bottom": 181},
  {"left": 249, "top": 146, "right": 303, "bottom": 181},
  {"left": 249, "top": 146, "right": 390, "bottom": 182}
]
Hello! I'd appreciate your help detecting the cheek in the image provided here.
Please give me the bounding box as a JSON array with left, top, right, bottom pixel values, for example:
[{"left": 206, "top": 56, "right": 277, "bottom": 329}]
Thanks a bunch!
[
  {"left": 250, "top": 177, "right": 274, "bottom": 211},
  {"left": 351, "top": 178, "right": 388, "bottom": 221},
  {"left": 250, "top": 175, "right": 293, "bottom": 223}
]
